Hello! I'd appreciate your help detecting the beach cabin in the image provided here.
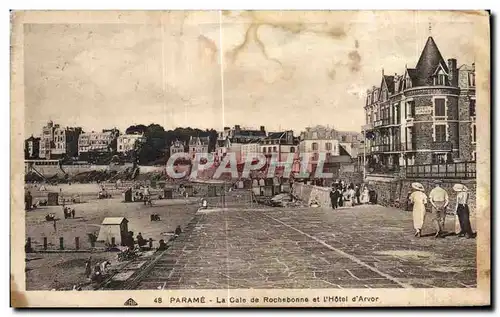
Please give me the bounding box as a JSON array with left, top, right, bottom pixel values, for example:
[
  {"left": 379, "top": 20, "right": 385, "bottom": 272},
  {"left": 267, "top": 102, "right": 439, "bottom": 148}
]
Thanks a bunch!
[{"left": 97, "top": 217, "right": 129, "bottom": 246}]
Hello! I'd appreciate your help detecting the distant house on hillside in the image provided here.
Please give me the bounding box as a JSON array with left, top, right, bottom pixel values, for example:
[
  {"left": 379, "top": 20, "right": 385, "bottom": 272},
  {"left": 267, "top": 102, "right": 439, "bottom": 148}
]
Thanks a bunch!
[{"left": 189, "top": 136, "right": 210, "bottom": 160}]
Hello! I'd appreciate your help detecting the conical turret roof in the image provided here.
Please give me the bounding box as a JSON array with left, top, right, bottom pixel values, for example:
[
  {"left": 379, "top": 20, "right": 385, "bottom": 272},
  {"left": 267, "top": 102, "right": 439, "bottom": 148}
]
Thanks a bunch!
[{"left": 415, "top": 36, "right": 448, "bottom": 86}]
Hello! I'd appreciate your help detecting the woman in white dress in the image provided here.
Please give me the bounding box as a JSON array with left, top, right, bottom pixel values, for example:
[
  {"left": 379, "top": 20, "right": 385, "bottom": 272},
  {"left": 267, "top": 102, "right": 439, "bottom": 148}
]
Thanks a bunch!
[
  {"left": 360, "top": 185, "right": 369, "bottom": 204},
  {"left": 410, "top": 182, "right": 428, "bottom": 237}
]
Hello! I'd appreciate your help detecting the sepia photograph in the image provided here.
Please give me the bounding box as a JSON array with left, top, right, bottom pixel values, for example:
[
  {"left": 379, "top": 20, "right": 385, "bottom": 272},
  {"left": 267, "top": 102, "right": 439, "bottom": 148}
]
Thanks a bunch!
[{"left": 10, "top": 10, "right": 490, "bottom": 307}]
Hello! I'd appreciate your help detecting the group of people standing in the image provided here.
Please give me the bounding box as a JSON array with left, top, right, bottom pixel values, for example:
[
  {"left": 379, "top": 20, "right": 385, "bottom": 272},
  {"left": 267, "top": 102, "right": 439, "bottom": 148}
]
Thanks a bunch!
[
  {"left": 329, "top": 180, "right": 371, "bottom": 209},
  {"left": 410, "top": 180, "right": 475, "bottom": 239}
]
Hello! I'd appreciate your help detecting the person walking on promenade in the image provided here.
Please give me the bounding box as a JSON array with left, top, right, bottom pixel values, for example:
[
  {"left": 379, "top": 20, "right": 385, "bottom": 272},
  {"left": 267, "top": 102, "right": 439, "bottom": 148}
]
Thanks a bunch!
[
  {"left": 410, "top": 182, "right": 428, "bottom": 237},
  {"left": 429, "top": 180, "right": 449, "bottom": 238},
  {"left": 453, "top": 184, "right": 475, "bottom": 239},
  {"left": 337, "top": 187, "right": 344, "bottom": 208},
  {"left": 330, "top": 187, "right": 338, "bottom": 209},
  {"left": 354, "top": 185, "right": 361, "bottom": 206},
  {"left": 348, "top": 186, "right": 356, "bottom": 207}
]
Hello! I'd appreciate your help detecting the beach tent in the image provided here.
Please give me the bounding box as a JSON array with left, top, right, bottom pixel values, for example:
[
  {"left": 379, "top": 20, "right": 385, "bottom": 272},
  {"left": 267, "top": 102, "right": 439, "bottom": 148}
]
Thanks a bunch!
[{"left": 97, "top": 217, "right": 129, "bottom": 246}]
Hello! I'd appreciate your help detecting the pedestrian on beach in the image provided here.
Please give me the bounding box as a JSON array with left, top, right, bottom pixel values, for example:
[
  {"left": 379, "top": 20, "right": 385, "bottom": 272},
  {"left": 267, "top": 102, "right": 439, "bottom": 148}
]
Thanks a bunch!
[
  {"left": 175, "top": 225, "right": 182, "bottom": 236},
  {"left": 71, "top": 208, "right": 75, "bottom": 219},
  {"left": 410, "top": 182, "right": 428, "bottom": 237},
  {"left": 84, "top": 257, "right": 92, "bottom": 278},
  {"left": 53, "top": 218, "right": 57, "bottom": 232},
  {"left": 429, "top": 180, "right": 449, "bottom": 238},
  {"left": 453, "top": 184, "right": 475, "bottom": 239}
]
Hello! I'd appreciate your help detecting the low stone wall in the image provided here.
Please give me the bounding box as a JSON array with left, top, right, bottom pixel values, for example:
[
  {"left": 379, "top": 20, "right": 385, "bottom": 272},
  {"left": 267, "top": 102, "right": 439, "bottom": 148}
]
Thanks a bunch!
[
  {"left": 293, "top": 183, "right": 332, "bottom": 207},
  {"left": 365, "top": 175, "right": 477, "bottom": 214}
]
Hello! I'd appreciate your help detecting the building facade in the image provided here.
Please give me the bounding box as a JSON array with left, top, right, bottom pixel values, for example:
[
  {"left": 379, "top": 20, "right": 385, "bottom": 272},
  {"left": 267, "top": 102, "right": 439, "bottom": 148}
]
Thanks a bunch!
[
  {"left": 51, "top": 126, "right": 82, "bottom": 158},
  {"left": 78, "top": 128, "right": 120, "bottom": 155},
  {"left": 299, "top": 126, "right": 341, "bottom": 160},
  {"left": 117, "top": 134, "right": 146, "bottom": 153},
  {"left": 189, "top": 136, "right": 210, "bottom": 160},
  {"left": 39, "top": 121, "right": 57, "bottom": 159},
  {"left": 24, "top": 136, "right": 40, "bottom": 159},
  {"left": 363, "top": 36, "right": 476, "bottom": 173},
  {"left": 215, "top": 125, "right": 267, "bottom": 163},
  {"left": 170, "top": 139, "right": 186, "bottom": 155},
  {"left": 38, "top": 121, "right": 82, "bottom": 159}
]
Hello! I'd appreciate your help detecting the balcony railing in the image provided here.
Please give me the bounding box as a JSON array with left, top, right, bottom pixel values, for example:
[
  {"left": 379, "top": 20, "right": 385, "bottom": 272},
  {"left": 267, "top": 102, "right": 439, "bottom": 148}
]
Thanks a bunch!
[
  {"left": 373, "top": 118, "right": 400, "bottom": 128},
  {"left": 431, "top": 141, "right": 452, "bottom": 151},
  {"left": 405, "top": 161, "right": 476, "bottom": 179},
  {"left": 370, "top": 143, "right": 403, "bottom": 153}
]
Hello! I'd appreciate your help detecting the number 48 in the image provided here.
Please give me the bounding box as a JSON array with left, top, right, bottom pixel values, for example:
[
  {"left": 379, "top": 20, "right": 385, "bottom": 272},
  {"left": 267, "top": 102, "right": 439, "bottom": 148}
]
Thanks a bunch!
[{"left": 154, "top": 297, "right": 162, "bottom": 304}]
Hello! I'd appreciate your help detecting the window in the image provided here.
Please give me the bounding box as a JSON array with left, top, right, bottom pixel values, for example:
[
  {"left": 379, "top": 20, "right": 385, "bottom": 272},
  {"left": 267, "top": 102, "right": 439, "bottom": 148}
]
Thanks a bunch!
[
  {"left": 312, "top": 132, "right": 318, "bottom": 139},
  {"left": 407, "top": 101, "right": 415, "bottom": 118},
  {"left": 434, "top": 124, "right": 447, "bottom": 142},
  {"left": 263, "top": 147, "right": 266, "bottom": 153},
  {"left": 325, "top": 142, "right": 332, "bottom": 151},
  {"left": 312, "top": 142, "right": 318, "bottom": 151},
  {"left": 468, "top": 72, "right": 475, "bottom": 87},
  {"left": 290, "top": 147, "right": 295, "bottom": 153},
  {"left": 434, "top": 98, "right": 446, "bottom": 117},
  {"left": 341, "top": 136, "right": 347, "bottom": 142},
  {"left": 472, "top": 151, "right": 477, "bottom": 161},
  {"left": 472, "top": 123, "right": 476, "bottom": 143},
  {"left": 435, "top": 74, "right": 447, "bottom": 86},
  {"left": 273, "top": 146, "right": 277, "bottom": 152},
  {"left": 469, "top": 99, "right": 476, "bottom": 117}
]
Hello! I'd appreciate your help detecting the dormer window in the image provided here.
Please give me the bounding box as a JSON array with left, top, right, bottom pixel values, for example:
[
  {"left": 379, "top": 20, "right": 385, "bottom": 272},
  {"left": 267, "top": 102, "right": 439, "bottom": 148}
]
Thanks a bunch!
[
  {"left": 433, "top": 68, "right": 448, "bottom": 86},
  {"left": 406, "top": 77, "right": 412, "bottom": 89}
]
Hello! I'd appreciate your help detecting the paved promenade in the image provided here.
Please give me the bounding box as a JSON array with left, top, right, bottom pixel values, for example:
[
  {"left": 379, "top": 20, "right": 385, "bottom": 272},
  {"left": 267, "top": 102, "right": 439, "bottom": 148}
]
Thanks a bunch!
[{"left": 118, "top": 204, "right": 477, "bottom": 290}]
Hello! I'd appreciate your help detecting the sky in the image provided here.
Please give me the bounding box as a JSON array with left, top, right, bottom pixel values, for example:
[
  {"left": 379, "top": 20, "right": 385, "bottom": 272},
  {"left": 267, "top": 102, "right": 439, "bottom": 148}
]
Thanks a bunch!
[{"left": 23, "top": 11, "right": 478, "bottom": 137}]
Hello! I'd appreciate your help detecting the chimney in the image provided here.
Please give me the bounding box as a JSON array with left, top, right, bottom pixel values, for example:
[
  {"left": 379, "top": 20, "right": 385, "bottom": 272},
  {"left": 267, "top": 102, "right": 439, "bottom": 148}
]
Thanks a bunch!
[
  {"left": 447, "top": 58, "right": 458, "bottom": 86},
  {"left": 260, "top": 125, "right": 265, "bottom": 132}
]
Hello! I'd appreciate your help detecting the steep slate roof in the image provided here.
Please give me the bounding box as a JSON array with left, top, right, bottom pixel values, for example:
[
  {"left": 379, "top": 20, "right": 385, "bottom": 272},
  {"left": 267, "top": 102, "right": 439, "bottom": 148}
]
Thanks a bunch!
[
  {"left": 189, "top": 136, "right": 210, "bottom": 146},
  {"left": 265, "top": 132, "right": 286, "bottom": 140},
  {"left": 414, "top": 36, "right": 448, "bottom": 86},
  {"left": 382, "top": 75, "right": 395, "bottom": 94},
  {"left": 235, "top": 130, "right": 266, "bottom": 137}
]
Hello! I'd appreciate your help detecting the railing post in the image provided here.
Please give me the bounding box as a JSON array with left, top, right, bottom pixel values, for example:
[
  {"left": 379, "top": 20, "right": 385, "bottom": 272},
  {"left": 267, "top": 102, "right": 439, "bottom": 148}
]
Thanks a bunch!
[
  {"left": 465, "top": 162, "right": 468, "bottom": 179},
  {"left": 75, "top": 237, "right": 80, "bottom": 250},
  {"left": 445, "top": 162, "right": 448, "bottom": 178},
  {"left": 59, "top": 237, "right": 64, "bottom": 250},
  {"left": 455, "top": 162, "right": 458, "bottom": 178},
  {"left": 437, "top": 163, "right": 440, "bottom": 178},
  {"left": 27, "top": 237, "right": 32, "bottom": 252},
  {"left": 43, "top": 237, "right": 48, "bottom": 250}
]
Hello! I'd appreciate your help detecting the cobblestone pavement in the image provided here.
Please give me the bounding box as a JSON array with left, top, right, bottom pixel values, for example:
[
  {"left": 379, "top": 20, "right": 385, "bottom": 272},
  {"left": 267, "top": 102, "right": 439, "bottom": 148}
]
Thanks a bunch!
[{"left": 128, "top": 204, "right": 476, "bottom": 289}]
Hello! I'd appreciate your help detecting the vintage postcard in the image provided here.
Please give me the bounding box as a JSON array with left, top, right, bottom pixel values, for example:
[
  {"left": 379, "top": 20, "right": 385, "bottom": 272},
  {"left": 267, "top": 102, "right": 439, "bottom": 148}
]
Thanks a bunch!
[{"left": 11, "top": 10, "right": 490, "bottom": 307}]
